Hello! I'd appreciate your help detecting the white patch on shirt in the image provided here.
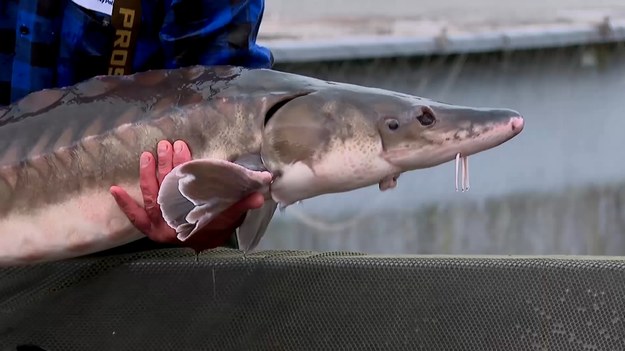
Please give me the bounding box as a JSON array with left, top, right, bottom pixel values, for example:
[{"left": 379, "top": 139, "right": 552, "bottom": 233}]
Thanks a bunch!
[{"left": 72, "top": 0, "right": 114, "bottom": 16}]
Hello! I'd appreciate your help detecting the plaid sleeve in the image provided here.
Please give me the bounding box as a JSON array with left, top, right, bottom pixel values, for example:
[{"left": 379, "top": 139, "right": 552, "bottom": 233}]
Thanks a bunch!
[
  {"left": 6, "top": 0, "right": 63, "bottom": 104},
  {"left": 0, "top": 1, "right": 18, "bottom": 105},
  {"left": 159, "top": 0, "right": 273, "bottom": 69},
  {"left": 0, "top": 0, "right": 17, "bottom": 106}
]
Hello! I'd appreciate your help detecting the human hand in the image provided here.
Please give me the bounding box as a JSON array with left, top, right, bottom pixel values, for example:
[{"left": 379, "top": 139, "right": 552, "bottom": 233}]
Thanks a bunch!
[{"left": 110, "top": 140, "right": 265, "bottom": 251}]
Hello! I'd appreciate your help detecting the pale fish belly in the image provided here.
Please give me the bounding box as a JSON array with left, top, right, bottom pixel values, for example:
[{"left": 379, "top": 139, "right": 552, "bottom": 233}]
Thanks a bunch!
[
  {"left": 270, "top": 138, "right": 400, "bottom": 206},
  {"left": 0, "top": 181, "right": 145, "bottom": 266}
]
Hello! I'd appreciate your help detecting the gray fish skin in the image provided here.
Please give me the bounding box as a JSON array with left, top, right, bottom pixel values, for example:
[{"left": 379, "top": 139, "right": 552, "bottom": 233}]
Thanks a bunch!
[{"left": 0, "top": 65, "right": 524, "bottom": 266}]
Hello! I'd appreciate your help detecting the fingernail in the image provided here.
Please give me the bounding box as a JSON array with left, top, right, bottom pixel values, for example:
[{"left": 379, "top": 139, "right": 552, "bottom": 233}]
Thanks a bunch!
[
  {"left": 140, "top": 153, "right": 150, "bottom": 167},
  {"left": 158, "top": 141, "right": 168, "bottom": 154},
  {"left": 174, "top": 140, "right": 183, "bottom": 153},
  {"left": 144, "top": 198, "right": 154, "bottom": 208}
]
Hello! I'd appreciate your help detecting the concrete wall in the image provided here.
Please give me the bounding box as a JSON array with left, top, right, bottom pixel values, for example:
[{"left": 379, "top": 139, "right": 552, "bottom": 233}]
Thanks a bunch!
[
  {"left": 257, "top": 43, "right": 625, "bottom": 255},
  {"left": 264, "top": 0, "right": 625, "bottom": 23}
]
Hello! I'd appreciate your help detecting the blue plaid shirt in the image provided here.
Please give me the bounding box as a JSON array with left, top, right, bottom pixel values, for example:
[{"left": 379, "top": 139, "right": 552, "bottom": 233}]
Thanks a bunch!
[{"left": 0, "top": 0, "right": 273, "bottom": 105}]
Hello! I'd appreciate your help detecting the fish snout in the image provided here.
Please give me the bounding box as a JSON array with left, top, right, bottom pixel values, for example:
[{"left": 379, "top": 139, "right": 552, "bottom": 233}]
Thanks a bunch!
[
  {"left": 484, "top": 110, "right": 524, "bottom": 140},
  {"left": 510, "top": 115, "right": 524, "bottom": 134}
]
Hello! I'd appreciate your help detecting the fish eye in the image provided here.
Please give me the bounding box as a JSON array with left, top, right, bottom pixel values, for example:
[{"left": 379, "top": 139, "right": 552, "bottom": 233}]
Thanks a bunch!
[
  {"left": 417, "top": 110, "right": 436, "bottom": 126},
  {"left": 385, "top": 119, "right": 399, "bottom": 131}
]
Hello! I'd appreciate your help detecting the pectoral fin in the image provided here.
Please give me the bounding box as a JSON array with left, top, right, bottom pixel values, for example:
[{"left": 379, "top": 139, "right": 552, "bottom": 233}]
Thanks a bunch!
[
  {"left": 237, "top": 199, "right": 278, "bottom": 253},
  {"left": 157, "top": 158, "right": 273, "bottom": 241}
]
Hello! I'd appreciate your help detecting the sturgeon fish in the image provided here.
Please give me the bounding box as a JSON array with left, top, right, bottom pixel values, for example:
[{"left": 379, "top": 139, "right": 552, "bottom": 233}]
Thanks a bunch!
[{"left": 0, "top": 65, "right": 524, "bottom": 266}]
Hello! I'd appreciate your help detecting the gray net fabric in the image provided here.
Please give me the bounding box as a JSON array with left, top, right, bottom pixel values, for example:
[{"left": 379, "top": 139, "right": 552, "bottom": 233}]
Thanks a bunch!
[{"left": 1, "top": 248, "right": 624, "bottom": 350}]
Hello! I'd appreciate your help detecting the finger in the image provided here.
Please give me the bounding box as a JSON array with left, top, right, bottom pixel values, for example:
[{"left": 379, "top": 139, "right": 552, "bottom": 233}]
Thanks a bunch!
[
  {"left": 236, "top": 192, "right": 266, "bottom": 211},
  {"left": 176, "top": 193, "right": 266, "bottom": 252},
  {"left": 172, "top": 140, "right": 192, "bottom": 167},
  {"left": 156, "top": 140, "right": 173, "bottom": 185},
  {"left": 110, "top": 186, "right": 151, "bottom": 233},
  {"left": 217, "top": 192, "right": 265, "bottom": 226},
  {"left": 224, "top": 192, "right": 265, "bottom": 217},
  {"left": 138, "top": 152, "right": 163, "bottom": 224}
]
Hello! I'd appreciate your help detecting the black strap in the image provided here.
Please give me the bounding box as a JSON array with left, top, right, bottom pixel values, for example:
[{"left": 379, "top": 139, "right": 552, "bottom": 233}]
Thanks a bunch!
[{"left": 108, "top": 0, "right": 142, "bottom": 76}]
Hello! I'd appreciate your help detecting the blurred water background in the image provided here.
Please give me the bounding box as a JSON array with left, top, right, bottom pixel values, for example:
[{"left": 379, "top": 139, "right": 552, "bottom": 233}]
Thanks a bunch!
[{"left": 253, "top": 1, "right": 625, "bottom": 255}]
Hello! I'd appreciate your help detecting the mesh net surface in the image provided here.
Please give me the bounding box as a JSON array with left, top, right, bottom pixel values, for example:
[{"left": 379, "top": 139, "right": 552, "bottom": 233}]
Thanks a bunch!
[{"left": 1, "top": 247, "right": 625, "bottom": 350}]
